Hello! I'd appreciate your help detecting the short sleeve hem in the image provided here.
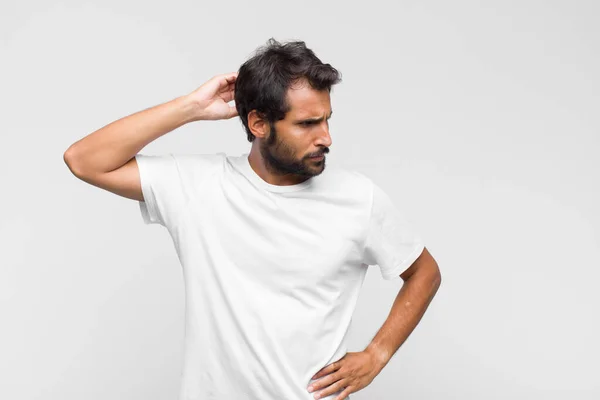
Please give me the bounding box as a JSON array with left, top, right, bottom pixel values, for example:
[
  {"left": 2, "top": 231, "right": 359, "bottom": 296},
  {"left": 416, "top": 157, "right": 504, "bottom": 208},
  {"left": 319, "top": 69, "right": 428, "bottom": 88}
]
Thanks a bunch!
[
  {"left": 138, "top": 200, "right": 153, "bottom": 224},
  {"left": 136, "top": 154, "right": 162, "bottom": 225},
  {"left": 380, "top": 242, "right": 425, "bottom": 281}
]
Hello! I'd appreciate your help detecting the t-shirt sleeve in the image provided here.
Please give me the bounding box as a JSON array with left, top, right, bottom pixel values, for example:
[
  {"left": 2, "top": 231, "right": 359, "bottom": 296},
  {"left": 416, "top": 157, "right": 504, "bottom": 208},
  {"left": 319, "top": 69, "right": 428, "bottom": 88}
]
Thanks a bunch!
[
  {"left": 135, "top": 153, "right": 186, "bottom": 227},
  {"left": 362, "top": 180, "right": 425, "bottom": 280}
]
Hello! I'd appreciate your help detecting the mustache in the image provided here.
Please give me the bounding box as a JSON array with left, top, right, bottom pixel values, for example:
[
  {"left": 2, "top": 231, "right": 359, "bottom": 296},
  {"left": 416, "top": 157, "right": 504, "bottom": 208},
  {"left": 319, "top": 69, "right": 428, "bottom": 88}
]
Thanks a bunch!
[{"left": 309, "top": 150, "right": 328, "bottom": 157}]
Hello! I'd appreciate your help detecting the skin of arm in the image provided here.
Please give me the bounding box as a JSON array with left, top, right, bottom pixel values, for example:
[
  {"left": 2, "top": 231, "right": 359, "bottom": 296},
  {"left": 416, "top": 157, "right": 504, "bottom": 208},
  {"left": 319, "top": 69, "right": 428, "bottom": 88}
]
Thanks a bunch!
[
  {"left": 365, "top": 246, "right": 441, "bottom": 370},
  {"left": 308, "top": 247, "right": 441, "bottom": 400},
  {"left": 63, "top": 72, "right": 238, "bottom": 177},
  {"left": 63, "top": 95, "right": 200, "bottom": 176}
]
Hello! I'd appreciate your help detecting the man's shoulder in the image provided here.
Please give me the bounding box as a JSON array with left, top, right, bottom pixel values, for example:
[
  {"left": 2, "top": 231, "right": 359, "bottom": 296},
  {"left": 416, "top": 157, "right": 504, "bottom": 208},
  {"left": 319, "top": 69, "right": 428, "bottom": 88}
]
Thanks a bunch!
[
  {"left": 171, "top": 151, "right": 226, "bottom": 164},
  {"left": 169, "top": 152, "right": 227, "bottom": 180}
]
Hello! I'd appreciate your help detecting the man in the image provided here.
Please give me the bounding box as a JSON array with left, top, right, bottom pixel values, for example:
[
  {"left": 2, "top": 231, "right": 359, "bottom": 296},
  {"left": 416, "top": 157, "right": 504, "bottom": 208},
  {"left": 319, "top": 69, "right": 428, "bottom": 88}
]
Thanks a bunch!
[{"left": 64, "top": 38, "right": 441, "bottom": 400}]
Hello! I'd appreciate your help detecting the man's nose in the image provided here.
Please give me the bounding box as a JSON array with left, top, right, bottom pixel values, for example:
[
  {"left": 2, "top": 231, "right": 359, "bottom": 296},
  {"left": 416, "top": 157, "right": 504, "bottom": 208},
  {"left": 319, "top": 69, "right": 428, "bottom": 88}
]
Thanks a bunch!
[{"left": 317, "top": 121, "right": 332, "bottom": 147}]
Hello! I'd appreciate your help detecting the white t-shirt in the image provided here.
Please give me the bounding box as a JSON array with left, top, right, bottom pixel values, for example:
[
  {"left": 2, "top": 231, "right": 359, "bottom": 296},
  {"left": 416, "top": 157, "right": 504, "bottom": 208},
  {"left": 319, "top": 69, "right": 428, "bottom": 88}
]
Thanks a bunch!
[{"left": 135, "top": 151, "right": 425, "bottom": 400}]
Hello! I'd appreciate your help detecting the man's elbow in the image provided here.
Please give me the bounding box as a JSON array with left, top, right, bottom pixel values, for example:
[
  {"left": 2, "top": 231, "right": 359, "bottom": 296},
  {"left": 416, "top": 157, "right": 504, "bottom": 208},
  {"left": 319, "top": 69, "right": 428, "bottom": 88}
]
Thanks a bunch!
[
  {"left": 432, "top": 264, "right": 442, "bottom": 288},
  {"left": 64, "top": 145, "right": 86, "bottom": 178}
]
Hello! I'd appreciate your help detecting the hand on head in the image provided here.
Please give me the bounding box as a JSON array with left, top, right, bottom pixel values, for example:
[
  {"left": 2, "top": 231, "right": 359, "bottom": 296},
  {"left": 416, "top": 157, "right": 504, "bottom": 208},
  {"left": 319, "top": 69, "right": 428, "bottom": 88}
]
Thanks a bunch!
[{"left": 186, "top": 72, "right": 239, "bottom": 121}]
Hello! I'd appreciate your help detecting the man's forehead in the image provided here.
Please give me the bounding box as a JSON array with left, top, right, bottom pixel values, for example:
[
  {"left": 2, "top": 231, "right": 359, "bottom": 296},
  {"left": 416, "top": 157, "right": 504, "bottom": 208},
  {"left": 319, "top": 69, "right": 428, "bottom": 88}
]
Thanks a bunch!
[{"left": 286, "top": 85, "right": 332, "bottom": 117}]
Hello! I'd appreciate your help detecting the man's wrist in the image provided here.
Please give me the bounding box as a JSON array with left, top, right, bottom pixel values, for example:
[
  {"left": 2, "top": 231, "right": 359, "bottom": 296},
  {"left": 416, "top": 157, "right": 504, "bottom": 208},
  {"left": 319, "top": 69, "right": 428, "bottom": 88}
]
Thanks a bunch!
[
  {"left": 365, "top": 343, "right": 390, "bottom": 372},
  {"left": 175, "top": 94, "right": 206, "bottom": 123}
]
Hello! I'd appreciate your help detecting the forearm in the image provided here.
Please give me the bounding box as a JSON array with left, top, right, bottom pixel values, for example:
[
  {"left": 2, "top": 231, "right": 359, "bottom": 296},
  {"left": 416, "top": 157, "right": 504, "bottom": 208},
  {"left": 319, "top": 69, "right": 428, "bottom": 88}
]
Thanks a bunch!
[
  {"left": 64, "top": 94, "right": 200, "bottom": 176},
  {"left": 365, "top": 268, "right": 441, "bottom": 372}
]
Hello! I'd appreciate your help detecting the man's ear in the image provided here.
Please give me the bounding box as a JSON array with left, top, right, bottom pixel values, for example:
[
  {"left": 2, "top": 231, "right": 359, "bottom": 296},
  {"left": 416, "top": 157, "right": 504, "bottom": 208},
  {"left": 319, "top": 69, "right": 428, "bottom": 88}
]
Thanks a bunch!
[{"left": 248, "top": 110, "right": 269, "bottom": 139}]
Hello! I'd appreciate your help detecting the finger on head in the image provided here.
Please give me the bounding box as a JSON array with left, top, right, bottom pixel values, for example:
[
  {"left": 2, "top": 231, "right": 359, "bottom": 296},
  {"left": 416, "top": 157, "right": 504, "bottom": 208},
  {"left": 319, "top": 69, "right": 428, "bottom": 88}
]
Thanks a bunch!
[{"left": 224, "top": 72, "right": 238, "bottom": 82}]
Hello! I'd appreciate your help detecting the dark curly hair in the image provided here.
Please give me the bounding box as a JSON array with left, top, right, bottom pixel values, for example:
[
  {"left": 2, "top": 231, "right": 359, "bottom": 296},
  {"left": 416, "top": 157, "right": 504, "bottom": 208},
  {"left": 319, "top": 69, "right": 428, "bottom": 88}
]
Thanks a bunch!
[{"left": 235, "top": 38, "right": 342, "bottom": 142}]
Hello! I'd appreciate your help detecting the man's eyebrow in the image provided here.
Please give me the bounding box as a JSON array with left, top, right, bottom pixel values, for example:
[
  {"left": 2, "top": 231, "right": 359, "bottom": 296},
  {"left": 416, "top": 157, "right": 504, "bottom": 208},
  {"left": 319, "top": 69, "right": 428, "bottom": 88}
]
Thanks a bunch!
[{"left": 293, "top": 110, "right": 333, "bottom": 124}]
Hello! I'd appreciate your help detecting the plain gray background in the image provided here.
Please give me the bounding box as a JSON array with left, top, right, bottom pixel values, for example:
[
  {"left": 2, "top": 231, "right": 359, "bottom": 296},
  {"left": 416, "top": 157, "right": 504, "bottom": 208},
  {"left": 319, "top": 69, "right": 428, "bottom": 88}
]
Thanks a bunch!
[{"left": 1, "top": 0, "right": 598, "bottom": 399}]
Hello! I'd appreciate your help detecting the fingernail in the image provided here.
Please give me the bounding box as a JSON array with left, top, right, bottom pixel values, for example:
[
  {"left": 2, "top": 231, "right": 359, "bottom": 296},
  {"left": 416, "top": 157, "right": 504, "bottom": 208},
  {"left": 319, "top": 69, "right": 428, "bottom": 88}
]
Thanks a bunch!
[{"left": 307, "top": 385, "right": 314, "bottom": 392}]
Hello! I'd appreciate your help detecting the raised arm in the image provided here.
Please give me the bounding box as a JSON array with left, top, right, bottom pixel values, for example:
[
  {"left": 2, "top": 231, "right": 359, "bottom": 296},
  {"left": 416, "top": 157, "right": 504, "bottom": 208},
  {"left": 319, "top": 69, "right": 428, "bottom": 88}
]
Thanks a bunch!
[{"left": 63, "top": 72, "right": 238, "bottom": 201}]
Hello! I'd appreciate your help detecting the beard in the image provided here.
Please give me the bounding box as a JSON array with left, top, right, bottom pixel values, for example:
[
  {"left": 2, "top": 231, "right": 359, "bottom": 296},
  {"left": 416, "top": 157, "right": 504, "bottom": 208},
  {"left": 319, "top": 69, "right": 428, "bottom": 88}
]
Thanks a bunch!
[{"left": 258, "top": 121, "right": 327, "bottom": 179}]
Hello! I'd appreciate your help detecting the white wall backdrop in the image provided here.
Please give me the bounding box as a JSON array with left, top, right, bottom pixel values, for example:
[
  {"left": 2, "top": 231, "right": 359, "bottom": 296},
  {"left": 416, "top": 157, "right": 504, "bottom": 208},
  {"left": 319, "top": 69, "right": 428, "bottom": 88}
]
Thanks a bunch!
[{"left": 1, "top": 0, "right": 598, "bottom": 399}]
